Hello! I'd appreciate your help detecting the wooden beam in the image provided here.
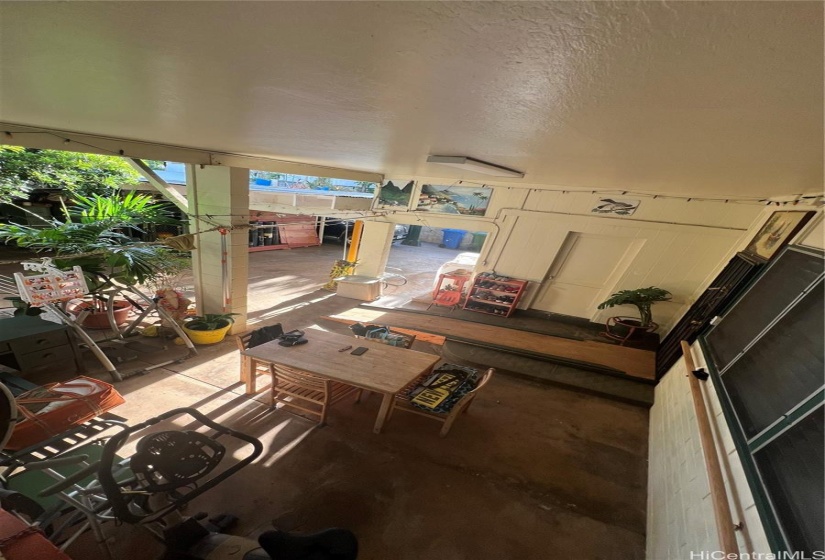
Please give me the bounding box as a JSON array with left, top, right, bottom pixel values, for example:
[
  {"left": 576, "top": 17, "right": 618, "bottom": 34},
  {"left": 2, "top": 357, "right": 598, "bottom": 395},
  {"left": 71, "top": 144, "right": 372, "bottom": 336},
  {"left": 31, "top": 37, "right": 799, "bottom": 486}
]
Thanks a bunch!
[
  {"left": 0, "top": 122, "right": 213, "bottom": 164},
  {"left": 0, "top": 122, "right": 383, "bottom": 183},
  {"left": 212, "top": 153, "right": 382, "bottom": 183},
  {"left": 127, "top": 158, "right": 189, "bottom": 212}
]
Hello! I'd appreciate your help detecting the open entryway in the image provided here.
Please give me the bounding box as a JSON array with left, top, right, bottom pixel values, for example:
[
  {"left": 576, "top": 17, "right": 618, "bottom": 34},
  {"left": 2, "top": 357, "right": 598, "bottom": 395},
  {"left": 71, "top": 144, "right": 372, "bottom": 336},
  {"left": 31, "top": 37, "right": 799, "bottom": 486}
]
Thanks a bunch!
[{"left": 378, "top": 226, "right": 490, "bottom": 307}]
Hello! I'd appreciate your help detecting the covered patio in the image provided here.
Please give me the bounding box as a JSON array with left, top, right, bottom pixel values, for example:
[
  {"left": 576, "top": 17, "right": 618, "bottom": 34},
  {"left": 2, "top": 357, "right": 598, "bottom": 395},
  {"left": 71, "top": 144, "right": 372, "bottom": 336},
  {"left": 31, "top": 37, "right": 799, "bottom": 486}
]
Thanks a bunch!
[{"left": 10, "top": 244, "right": 649, "bottom": 560}]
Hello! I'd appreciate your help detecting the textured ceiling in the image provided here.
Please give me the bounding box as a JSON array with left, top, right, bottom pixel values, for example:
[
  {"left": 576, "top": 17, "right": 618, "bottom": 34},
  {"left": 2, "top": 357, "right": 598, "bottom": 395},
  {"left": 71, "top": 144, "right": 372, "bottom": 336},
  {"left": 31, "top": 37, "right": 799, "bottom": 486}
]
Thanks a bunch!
[{"left": 0, "top": 1, "right": 822, "bottom": 197}]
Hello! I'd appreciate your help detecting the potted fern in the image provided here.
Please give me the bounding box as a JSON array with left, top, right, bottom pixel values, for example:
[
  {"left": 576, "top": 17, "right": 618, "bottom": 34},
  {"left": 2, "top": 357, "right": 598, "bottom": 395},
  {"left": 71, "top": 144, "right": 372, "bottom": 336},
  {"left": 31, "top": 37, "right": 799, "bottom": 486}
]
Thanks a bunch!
[{"left": 597, "top": 287, "right": 672, "bottom": 340}]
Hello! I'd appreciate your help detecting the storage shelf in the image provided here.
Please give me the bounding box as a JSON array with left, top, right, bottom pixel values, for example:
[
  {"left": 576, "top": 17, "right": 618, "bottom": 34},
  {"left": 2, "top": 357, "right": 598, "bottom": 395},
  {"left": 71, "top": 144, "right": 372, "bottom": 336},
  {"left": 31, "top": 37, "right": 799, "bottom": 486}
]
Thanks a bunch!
[
  {"left": 467, "top": 297, "right": 514, "bottom": 308},
  {"left": 472, "top": 287, "right": 520, "bottom": 296},
  {"left": 463, "top": 273, "right": 528, "bottom": 318},
  {"left": 463, "top": 306, "right": 509, "bottom": 316}
]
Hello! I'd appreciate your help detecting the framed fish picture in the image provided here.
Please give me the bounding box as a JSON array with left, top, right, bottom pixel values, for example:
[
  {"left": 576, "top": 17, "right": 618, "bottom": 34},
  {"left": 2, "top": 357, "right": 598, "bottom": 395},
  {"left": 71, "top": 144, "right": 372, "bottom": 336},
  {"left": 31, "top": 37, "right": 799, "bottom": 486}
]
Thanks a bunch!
[{"left": 591, "top": 198, "right": 640, "bottom": 216}]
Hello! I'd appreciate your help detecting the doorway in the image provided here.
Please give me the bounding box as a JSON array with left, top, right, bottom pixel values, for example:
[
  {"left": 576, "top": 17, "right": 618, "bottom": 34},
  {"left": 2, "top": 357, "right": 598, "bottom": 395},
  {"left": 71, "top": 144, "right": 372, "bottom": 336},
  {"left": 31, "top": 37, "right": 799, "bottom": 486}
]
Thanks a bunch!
[{"left": 532, "top": 232, "right": 640, "bottom": 319}]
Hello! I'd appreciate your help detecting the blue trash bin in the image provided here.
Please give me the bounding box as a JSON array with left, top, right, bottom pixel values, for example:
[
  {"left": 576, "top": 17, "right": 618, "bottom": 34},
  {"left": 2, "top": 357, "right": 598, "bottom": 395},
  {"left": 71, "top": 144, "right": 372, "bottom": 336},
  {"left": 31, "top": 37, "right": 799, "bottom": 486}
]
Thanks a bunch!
[{"left": 441, "top": 229, "right": 467, "bottom": 249}]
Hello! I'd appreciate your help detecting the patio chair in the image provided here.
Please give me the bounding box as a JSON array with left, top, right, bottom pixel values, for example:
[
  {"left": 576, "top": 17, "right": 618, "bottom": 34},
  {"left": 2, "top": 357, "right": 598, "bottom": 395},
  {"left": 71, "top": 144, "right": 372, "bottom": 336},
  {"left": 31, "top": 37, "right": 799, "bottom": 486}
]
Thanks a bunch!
[
  {"left": 271, "top": 365, "right": 359, "bottom": 426},
  {"left": 392, "top": 368, "right": 495, "bottom": 437},
  {"left": 427, "top": 289, "right": 462, "bottom": 311},
  {"left": 237, "top": 324, "right": 283, "bottom": 401},
  {"left": 0, "top": 396, "right": 132, "bottom": 560}
]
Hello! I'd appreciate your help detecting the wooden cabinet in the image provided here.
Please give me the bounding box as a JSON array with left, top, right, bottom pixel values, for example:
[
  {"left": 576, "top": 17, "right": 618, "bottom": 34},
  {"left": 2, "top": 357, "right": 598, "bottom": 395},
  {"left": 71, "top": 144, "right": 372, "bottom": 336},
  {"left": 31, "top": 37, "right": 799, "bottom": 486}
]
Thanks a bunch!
[
  {"left": 463, "top": 273, "right": 527, "bottom": 318},
  {"left": 0, "top": 317, "right": 83, "bottom": 377}
]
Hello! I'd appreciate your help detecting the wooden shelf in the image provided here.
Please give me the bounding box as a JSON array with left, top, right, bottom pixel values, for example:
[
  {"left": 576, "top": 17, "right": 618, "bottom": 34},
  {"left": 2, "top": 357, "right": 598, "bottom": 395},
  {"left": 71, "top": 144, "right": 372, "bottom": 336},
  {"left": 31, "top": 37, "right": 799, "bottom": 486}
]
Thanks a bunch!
[
  {"left": 463, "top": 273, "right": 527, "bottom": 318},
  {"left": 467, "top": 297, "right": 514, "bottom": 308}
]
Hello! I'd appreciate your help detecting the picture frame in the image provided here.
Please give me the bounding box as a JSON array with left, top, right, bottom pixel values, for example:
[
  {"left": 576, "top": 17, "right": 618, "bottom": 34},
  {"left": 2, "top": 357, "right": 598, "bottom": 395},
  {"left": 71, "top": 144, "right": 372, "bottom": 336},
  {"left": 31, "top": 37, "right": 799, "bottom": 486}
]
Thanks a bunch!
[
  {"left": 415, "top": 184, "right": 493, "bottom": 216},
  {"left": 743, "top": 210, "right": 815, "bottom": 261},
  {"left": 372, "top": 179, "right": 415, "bottom": 211}
]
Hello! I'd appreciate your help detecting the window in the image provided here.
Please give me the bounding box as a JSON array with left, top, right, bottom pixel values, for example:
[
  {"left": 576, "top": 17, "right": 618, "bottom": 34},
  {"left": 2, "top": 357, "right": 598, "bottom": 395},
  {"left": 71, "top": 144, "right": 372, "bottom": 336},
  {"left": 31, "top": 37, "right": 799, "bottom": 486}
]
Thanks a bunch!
[{"left": 701, "top": 245, "right": 824, "bottom": 555}]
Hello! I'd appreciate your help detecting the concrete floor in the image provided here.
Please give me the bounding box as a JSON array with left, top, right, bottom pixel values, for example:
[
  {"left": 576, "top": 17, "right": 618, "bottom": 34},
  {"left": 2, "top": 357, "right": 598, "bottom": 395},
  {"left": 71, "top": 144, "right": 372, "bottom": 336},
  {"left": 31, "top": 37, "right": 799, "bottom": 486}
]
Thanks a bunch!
[{"left": 2, "top": 243, "right": 649, "bottom": 560}]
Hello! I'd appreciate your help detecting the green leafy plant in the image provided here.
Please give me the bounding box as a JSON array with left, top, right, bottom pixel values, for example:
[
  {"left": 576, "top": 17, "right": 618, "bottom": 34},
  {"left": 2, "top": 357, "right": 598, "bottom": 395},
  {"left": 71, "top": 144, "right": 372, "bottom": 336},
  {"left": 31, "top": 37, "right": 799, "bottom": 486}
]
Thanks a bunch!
[
  {"left": 597, "top": 287, "right": 672, "bottom": 328},
  {"left": 183, "top": 313, "right": 236, "bottom": 331},
  {"left": 0, "top": 189, "right": 186, "bottom": 289}
]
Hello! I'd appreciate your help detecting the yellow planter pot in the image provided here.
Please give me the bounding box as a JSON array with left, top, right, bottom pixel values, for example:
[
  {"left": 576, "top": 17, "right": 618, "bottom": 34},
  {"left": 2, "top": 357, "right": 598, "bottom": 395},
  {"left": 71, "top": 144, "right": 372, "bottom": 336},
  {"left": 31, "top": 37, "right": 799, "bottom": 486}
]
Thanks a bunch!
[{"left": 182, "top": 323, "right": 233, "bottom": 345}]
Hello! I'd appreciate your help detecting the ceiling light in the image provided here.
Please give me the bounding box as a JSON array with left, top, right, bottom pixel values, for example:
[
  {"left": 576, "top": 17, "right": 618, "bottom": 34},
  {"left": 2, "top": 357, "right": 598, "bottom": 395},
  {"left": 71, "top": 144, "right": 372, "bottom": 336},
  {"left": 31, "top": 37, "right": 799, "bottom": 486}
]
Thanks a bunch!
[{"left": 426, "top": 156, "right": 524, "bottom": 178}]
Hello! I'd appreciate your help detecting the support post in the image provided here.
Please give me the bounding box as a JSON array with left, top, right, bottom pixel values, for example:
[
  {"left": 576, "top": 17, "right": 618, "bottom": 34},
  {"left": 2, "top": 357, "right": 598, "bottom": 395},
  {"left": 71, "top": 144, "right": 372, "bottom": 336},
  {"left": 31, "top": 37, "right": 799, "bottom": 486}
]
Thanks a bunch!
[{"left": 188, "top": 165, "right": 250, "bottom": 334}]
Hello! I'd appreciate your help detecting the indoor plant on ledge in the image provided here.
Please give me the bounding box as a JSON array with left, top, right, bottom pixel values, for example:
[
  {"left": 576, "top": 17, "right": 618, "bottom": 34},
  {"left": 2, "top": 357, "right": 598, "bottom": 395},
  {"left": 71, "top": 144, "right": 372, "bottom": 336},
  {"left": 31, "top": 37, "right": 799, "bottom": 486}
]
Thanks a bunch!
[{"left": 597, "top": 286, "right": 672, "bottom": 343}]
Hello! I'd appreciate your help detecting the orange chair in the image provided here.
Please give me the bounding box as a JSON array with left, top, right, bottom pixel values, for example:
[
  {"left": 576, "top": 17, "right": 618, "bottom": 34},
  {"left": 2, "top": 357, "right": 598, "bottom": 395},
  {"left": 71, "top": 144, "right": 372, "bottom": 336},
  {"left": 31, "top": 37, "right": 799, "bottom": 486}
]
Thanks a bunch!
[{"left": 428, "top": 289, "right": 462, "bottom": 311}]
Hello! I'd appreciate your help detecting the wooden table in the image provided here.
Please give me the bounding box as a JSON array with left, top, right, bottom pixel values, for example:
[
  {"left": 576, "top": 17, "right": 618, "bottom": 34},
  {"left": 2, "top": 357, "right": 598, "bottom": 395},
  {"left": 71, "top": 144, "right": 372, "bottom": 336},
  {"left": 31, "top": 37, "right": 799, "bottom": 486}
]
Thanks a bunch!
[{"left": 242, "top": 328, "right": 440, "bottom": 433}]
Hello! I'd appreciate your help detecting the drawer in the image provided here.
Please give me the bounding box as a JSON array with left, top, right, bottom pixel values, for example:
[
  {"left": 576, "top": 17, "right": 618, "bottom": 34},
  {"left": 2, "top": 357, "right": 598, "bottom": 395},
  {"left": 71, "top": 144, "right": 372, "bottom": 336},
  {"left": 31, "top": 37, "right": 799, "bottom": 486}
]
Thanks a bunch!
[
  {"left": 17, "top": 346, "right": 72, "bottom": 372},
  {"left": 12, "top": 330, "right": 69, "bottom": 353},
  {"left": 19, "top": 356, "right": 73, "bottom": 377}
]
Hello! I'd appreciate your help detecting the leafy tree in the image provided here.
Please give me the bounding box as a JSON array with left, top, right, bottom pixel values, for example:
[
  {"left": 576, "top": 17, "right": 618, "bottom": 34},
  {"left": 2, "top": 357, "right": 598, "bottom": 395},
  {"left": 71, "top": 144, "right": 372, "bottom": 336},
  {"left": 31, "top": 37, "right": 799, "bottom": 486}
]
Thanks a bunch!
[{"left": 0, "top": 146, "right": 141, "bottom": 202}]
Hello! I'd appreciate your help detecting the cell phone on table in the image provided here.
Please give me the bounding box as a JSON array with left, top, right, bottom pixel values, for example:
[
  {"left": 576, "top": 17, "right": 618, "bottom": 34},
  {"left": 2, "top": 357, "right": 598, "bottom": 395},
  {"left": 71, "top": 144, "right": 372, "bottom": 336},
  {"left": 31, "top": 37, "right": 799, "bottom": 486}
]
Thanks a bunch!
[{"left": 350, "top": 347, "right": 369, "bottom": 356}]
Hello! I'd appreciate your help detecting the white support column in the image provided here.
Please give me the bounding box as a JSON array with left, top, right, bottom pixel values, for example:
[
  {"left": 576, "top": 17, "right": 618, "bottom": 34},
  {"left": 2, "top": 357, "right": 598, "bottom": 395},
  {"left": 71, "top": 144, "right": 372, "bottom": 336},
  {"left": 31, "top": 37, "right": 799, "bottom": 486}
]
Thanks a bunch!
[
  {"left": 356, "top": 221, "right": 394, "bottom": 277},
  {"left": 188, "top": 165, "right": 249, "bottom": 334}
]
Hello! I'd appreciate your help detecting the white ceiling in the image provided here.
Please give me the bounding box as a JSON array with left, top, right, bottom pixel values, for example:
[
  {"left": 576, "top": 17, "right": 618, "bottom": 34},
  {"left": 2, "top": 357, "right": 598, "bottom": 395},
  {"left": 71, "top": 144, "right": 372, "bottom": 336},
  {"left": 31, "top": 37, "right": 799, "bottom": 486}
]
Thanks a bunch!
[{"left": 0, "top": 1, "right": 822, "bottom": 198}]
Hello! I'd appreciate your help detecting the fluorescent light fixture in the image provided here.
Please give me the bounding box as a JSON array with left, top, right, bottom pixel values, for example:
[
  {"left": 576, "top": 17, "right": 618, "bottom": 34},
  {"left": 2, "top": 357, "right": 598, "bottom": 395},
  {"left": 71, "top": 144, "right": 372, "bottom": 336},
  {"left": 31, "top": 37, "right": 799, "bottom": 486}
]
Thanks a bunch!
[{"left": 426, "top": 155, "right": 524, "bottom": 178}]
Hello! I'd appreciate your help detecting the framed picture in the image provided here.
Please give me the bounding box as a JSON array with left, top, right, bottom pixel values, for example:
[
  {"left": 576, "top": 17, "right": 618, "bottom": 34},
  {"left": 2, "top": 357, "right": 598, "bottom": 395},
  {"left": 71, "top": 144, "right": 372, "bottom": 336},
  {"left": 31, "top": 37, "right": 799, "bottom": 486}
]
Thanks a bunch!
[
  {"left": 415, "top": 184, "right": 493, "bottom": 215},
  {"left": 373, "top": 179, "right": 415, "bottom": 211},
  {"left": 743, "top": 210, "right": 815, "bottom": 261}
]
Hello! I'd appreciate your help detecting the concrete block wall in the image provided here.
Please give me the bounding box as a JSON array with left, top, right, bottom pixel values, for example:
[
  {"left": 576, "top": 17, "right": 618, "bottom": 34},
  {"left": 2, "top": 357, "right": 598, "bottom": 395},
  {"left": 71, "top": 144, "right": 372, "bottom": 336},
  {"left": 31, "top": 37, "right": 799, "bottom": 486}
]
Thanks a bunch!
[{"left": 647, "top": 343, "right": 770, "bottom": 559}]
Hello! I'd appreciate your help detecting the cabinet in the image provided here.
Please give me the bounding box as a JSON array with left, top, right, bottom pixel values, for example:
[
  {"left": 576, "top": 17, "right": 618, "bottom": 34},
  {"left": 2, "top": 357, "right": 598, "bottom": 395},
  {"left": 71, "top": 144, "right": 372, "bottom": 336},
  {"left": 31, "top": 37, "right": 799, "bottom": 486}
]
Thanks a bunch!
[
  {"left": 0, "top": 316, "right": 84, "bottom": 377},
  {"left": 463, "top": 272, "right": 527, "bottom": 318}
]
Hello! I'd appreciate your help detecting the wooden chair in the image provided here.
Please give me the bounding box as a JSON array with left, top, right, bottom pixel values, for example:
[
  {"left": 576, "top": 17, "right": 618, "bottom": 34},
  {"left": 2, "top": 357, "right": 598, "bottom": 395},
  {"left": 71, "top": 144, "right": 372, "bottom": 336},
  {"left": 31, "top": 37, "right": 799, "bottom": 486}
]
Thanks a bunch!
[
  {"left": 236, "top": 324, "right": 283, "bottom": 398},
  {"left": 271, "top": 365, "right": 359, "bottom": 426},
  {"left": 391, "top": 368, "right": 495, "bottom": 437}
]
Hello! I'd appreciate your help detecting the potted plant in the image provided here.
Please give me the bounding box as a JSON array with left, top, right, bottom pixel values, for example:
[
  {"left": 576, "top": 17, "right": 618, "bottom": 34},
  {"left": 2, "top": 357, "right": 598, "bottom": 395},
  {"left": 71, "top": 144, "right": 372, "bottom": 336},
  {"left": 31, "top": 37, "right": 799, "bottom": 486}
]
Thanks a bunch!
[
  {"left": 182, "top": 313, "right": 236, "bottom": 345},
  {"left": 0, "top": 190, "right": 188, "bottom": 327},
  {"left": 597, "top": 286, "right": 672, "bottom": 340},
  {"left": 67, "top": 297, "right": 133, "bottom": 329}
]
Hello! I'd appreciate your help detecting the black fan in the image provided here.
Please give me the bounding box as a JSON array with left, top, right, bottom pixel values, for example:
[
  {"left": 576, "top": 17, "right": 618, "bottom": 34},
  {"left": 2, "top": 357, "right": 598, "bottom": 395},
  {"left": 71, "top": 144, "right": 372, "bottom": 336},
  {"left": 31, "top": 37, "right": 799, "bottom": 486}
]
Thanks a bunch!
[{"left": 130, "top": 430, "right": 225, "bottom": 492}]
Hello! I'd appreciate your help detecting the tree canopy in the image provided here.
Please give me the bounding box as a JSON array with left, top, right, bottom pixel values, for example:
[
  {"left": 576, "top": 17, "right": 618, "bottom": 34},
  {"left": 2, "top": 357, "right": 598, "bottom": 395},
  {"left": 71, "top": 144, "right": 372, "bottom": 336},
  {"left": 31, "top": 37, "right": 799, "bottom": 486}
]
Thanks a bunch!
[{"left": 0, "top": 146, "right": 141, "bottom": 202}]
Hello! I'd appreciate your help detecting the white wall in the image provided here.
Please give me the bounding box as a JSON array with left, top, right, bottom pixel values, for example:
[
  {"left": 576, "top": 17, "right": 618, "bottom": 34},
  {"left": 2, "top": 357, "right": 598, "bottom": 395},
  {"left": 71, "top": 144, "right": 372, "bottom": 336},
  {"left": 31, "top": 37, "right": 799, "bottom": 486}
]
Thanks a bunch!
[
  {"left": 266, "top": 177, "right": 773, "bottom": 335},
  {"left": 478, "top": 190, "right": 762, "bottom": 332},
  {"left": 647, "top": 343, "right": 771, "bottom": 559}
]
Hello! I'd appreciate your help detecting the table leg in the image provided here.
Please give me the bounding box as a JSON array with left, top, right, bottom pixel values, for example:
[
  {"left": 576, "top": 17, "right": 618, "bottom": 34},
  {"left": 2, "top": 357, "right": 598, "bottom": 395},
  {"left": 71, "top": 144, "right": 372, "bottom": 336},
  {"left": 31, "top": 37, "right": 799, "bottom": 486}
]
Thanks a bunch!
[
  {"left": 242, "top": 355, "right": 255, "bottom": 394},
  {"left": 374, "top": 393, "right": 394, "bottom": 434}
]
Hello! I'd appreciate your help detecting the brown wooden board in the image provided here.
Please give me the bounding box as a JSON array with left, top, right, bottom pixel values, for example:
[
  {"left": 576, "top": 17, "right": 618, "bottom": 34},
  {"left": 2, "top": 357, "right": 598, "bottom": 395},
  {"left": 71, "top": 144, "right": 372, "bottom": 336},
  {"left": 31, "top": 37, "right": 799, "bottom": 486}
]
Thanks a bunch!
[
  {"left": 321, "top": 315, "right": 446, "bottom": 346},
  {"left": 324, "top": 309, "right": 656, "bottom": 380}
]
